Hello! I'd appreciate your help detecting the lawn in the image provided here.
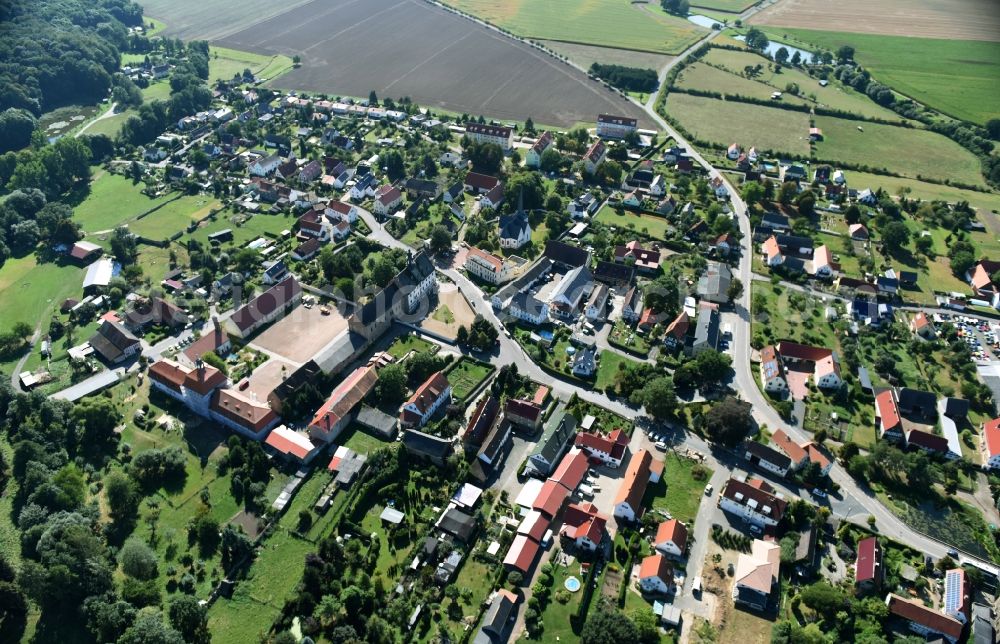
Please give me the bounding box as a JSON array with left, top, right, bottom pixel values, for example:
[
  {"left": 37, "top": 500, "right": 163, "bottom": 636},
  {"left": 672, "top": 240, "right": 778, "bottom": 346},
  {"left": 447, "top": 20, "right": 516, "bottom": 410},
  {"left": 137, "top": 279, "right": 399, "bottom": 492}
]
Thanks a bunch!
[
  {"left": 643, "top": 451, "right": 711, "bottom": 525},
  {"left": 675, "top": 62, "right": 810, "bottom": 106},
  {"left": 185, "top": 209, "right": 298, "bottom": 248},
  {"left": 0, "top": 254, "right": 82, "bottom": 333},
  {"left": 757, "top": 28, "right": 1000, "bottom": 125},
  {"left": 73, "top": 170, "right": 176, "bottom": 233},
  {"left": 699, "top": 47, "right": 906, "bottom": 121},
  {"left": 537, "top": 562, "right": 585, "bottom": 641},
  {"left": 83, "top": 110, "right": 135, "bottom": 138},
  {"left": 400, "top": 203, "right": 453, "bottom": 248},
  {"left": 608, "top": 320, "right": 651, "bottom": 355},
  {"left": 209, "top": 45, "right": 294, "bottom": 83},
  {"left": 448, "top": 357, "right": 494, "bottom": 403},
  {"left": 142, "top": 80, "right": 172, "bottom": 103},
  {"left": 432, "top": 556, "right": 497, "bottom": 643},
  {"left": 441, "top": 0, "right": 706, "bottom": 54},
  {"left": 843, "top": 170, "right": 1000, "bottom": 216},
  {"left": 594, "top": 204, "right": 672, "bottom": 239},
  {"left": 751, "top": 282, "right": 839, "bottom": 350},
  {"left": 208, "top": 531, "right": 314, "bottom": 644},
  {"left": 339, "top": 423, "right": 392, "bottom": 455},
  {"left": 812, "top": 115, "right": 986, "bottom": 187},
  {"left": 128, "top": 195, "right": 221, "bottom": 241},
  {"left": 594, "top": 350, "right": 644, "bottom": 391},
  {"left": 664, "top": 92, "right": 812, "bottom": 155},
  {"left": 386, "top": 334, "right": 436, "bottom": 359}
]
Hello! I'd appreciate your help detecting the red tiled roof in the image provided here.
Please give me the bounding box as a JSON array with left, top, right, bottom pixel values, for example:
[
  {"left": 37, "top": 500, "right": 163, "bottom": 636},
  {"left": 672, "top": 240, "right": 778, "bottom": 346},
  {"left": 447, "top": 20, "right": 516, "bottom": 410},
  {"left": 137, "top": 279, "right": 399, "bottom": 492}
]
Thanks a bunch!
[
  {"left": 466, "top": 246, "right": 504, "bottom": 272},
  {"left": 775, "top": 340, "right": 833, "bottom": 363},
  {"left": 721, "top": 478, "right": 787, "bottom": 522},
  {"left": 464, "top": 172, "right": 499, "bottom": 192},
  {"left": 183, "top": 363, "right": 227, "bottom": 396},
  {"left": 655, "top": 519, "right": 688, "bottom": 551},
  {"left": 308, "top": 366, "right": 378, "bottom": 435},
  {"left": 550, "top": 449, "right": 589, "bottom": 492},
  {"left": 664, "top": 311, "right": 689, "bottom": 340},
  {"left": 532, "top": 386, "right": 549, "bottom": 406},
  {"left": 517, "top": 510, "right": 549, "bottom": 542},
  {"left": 763, "top": 236, "right": 781, "bottom": 260},
  {"left": 575, "top": 431, "right": 627, "bottom": 461},
  {"left": 876, "top": 390, "right": 901, "bottom": 431},
  {"left": 855, "top": 536, "right": 881, "bottom": 584},
  {"left": 984, "top": 417, "right": 1000, "bottom": 458},
  {"left": 906, "top": 429, "right": 949, "bottom": 453},
  {"left": 505, "top": 398, "right": 541, "bottom": 423},
  {"left": 184, "top": 325, "right": 228, "bottom": 362},
  {"left": 886, "top": 594, "right": 964, "bottom": 641},
  {"left": 148, "top": 359, "right": 188, "bottom": 392},
  {"left": 771, "top": 429, "right": 807, "bottom": 464},
  {"left": 329, "top": 200, "right": 353, "bottom": 215},
  {"left": 804, "top": 443, "right": 831, "bottom": 470},
  {"left": 400, "top": 371, "right": 450, "bottom": 424},
  {"left": 229, "top": 276, "right": 301, "bottom": 332},
  {"left": 561, "top": 502, "right": 606, "bottom": 544},
  {"left": 503, "top": 534, "right": 540, "bottom": 573},
  {"left": 533, "top": 479, "right": 569, "bottom": 518},
  {"left": 210, "top": 388, "right": 277, "bottom": 432},
  {"left": 265, "top": 426, "right": 316, "bottom": 460},
  {"left": 638, "top": 553, "right": 672, "bottom": 582},
  {"left": 614, "top": 449, "right": 652, "bottom": 512}
]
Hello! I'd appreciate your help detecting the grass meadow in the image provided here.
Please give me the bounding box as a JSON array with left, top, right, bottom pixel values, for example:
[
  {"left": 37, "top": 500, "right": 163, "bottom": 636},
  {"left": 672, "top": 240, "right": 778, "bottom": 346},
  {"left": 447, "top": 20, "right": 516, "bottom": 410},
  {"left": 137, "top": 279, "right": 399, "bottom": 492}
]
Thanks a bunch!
[
  {"left": 448, "top": 358, "right": 494, "bottom": 403},
  {"left": 73, "top": 170, "right": 176, "bottom": 233},
  {"left": 690, "top": 0, "right": 757, "bottom": 12},
  {"left": 812, "top": 115, "right": 986, "bottom": 186},
  {"left": 128, "top": 195, "right": 221, "bottom": 241},
  {"left": 594, "top": 205, "right": 672, "bottom": 239},
  {"left": 665, "top": 92, "right": 812, "bottom": 154},
  {"left": 0, "top": 255, "right": 82, "bottom": 333},
  {"left": 758, "top": 28, "right": 1000, "bottom": 124},
  {"left": 209, "top": 46, "right": 294, "bottom": 83},
  {"left": 442, "top": 0, "right": 706, "bottom": 54}
]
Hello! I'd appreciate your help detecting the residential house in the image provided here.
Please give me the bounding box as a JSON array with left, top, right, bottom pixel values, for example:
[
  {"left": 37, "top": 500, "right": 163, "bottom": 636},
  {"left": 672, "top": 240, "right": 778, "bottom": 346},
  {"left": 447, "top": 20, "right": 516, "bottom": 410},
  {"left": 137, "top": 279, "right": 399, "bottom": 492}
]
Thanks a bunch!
[
  {"left": 593, "top": 261, "right": 633, "bottom": 290},
  {"left": 849, "top": 223, "right": 869, "bottom": 240},
  {"left": 710, "top": 176, "right": 729, "bottom": 199},
  {"left": 597, "top": 114, "right": 637, "bottom": 139},
  {"left": 653, "top": 519, "right": 688, "bottom": 559},
  {"left": 571, "top": 345, "right": 597, "bottom": 378},
  {"left": 465, "top": 247, "right": 519, "bottom": 284},
  {"left": 226, "top": 276, "right": 302, "bottom": 339},
  {"left": 148, "top": 360, "right": 228, "bottom": 417},
  {"left": 719, "top": 477, "right": 787, "bottom": 527},
  {"left": 473, "top": 589, "right": 518, "bottom": 644},
  {"left": 733, "top": 540, "right": 781, "bottom": 610},
  {"left": 649, "top": 174, "right": 666, "bottom": 197},
  {"left": 292, "top": 237, "right": 321, "bottom": 261},
  {"left": 527, "top": 406, "right": 577, "bottom": 476},
  {"left": 209, "top": 388, "right": 280, "bottom": 440},
  {"left": 760, "top": 345, "right": 787, "bottom": 394},
  {"left": 638, "top": 307, "right": 668, "bottom": 334},
  {"left": 613, "top": 449, "right": 653, "bottom": 522},
  {"left": 89, "top": 321, "right": 141, "bottom": 364},
  {"left": 549, "top": 265, "right": 595, "bottom": 319},
  {"left": 886, "top": 594, "right": 964, "bottom": 644},
  {"left": 298, "top": 210, "right": 333, "bottom": 241},
  {"left": 614, "top": 241, "right": 661, "bottom": 274},
  {"left": 585, "top": 284, "right": 609, "bottom": 322},
  {"left": 249, "top": 154, "right": 281, "bottom": 176},
  {"left": 122, "top": 297, "right": 186, "bottom": 332},
  {"left": 812, "top": 245, "right": 835, "bottom": 277},
  {"left": 910, "top": 311, "right": 935, "bottom": 338},
  {"left": 981, "top": 417, "right": 1000, "bottom": 470},
  {"left": 943, "top": 568, "right": 971, "bottom": 623},
  {"left": 466, "top": 123, "right": 513, "bottom": 150},
  {"left": 560, "top": 502, "right": 607, "bottom": 552},
  {"left": 663, "top": 311, "right": 689, "bottom": 351},
  {"left": 638, "top": 554, "right": 674, "bottom": 595},
  {"left": 689, "top": 303, "right": 720, "bottom": 356},
  {"left": 575, "top": 429, "right": 629, "bottom": 468},
  {"left": 762, "top": 236, "right": 784, "bottom": 267},
  {"left": 582, "top": 140, "right": 606, "bottom": 174},
  {"left": 526, "top": 131, "right": 554, "bottom": 168},
  {"left": 307, "top": 366, "right": 379, "bottom": 444},
  {"left": 697, "top": 262, "right": 733, "bottom": 305},
  {"left": 69, "top": 241, "right": 102, "bottom": 263},
  {"left": 509, "top": 291, "right": 549, "bottom": 325},
  {"left": 771, "top": 340, "right": 842, "bottom": 390},
  {"left": 727, "top": 143, "right": 741, "bottom": 160},
  {"left": 404, "top": 178, "right": 440, "bottom": 200},
  {"left": 399, "top": 371, "right": 451, "bottom": 428},
  {"left": 374, "top": 185, "right": 403, "bottom": 216},
  {"left": 183, "top": 318, "right": 232, "bottom": 363},
  {"left": 505, "top": 398, "right": 543, "bottom": 431},
  {"left": 855, "top": 536, "right": 883, "bottom": 593},
  {"left": 622, "top": 286, "right": 642, "bottom": 324},
  {"left": 875, "top": 388, "right": 904, "bottom": 443},
  {"left": 967, "top": 259, "right": 1000, "bottom": 305},
  {"left": 743, "top": 440, "right": 791, "bottom": 477},
  {"left": 464, "top": 395, "right": 501, "bottom": 452}
]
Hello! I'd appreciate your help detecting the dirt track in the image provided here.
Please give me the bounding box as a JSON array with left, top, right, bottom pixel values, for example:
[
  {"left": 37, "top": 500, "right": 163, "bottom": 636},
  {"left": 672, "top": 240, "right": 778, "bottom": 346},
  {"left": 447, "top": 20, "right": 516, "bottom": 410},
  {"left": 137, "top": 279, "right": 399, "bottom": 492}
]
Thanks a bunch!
[{"left": 750, "top": 0, "right": 1000, "bottom": 41}]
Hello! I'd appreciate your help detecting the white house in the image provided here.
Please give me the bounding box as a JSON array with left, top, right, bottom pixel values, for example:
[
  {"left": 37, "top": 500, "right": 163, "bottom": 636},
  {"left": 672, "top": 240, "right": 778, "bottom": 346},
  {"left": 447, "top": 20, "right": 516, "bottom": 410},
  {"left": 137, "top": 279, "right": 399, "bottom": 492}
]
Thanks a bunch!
[
  {"left": 465, "top": 123, "right": 513, "bottom": 151},
  {"left": 638, "top": 554, "right": 673, "bottom": 594},
  {"left": 526, "top": 131, "right": 553, "bottom": 168},
  {"left": 250, "top": 154, "right": 281, "bottom": 177},
  {"left": 465, "top": 247, "right": 516, "bottom": 284},
  {"left": 613, "top": 449, "right": 652, "bottom": 522},
  {"left": 399, "top": 371, "right": 452, "bottom": 428},
  {"left": 148, "top": 360, "right": 228, "bottom": 417},
  {"left": 374, "top": 185, "right": 403, "bottom": 216},
  {"left": 597, "top": 114, "right": 637, "bottom": 139},
  {"left": 574, "top": 429, "right": 628, "bottom": 468},
  {"left": 328, "top": 200, "right": 358, "bottom": 223},
  {"left": 719, "top": 478, "right": 787, "bottom": 528},
  {"left": 653, "top": 520, "right": 688, "bottom": 559}
]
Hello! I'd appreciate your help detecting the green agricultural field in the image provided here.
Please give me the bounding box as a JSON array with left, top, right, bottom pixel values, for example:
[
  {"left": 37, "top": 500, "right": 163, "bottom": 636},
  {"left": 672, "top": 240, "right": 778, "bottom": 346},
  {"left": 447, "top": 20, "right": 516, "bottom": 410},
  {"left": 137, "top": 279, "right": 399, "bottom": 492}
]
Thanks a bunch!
[
  {"left": 594, "top": 205, "right": 672, "bottom": 239},
  {"left": 209, "top": 46, "right": 294, "bottom": 83},
  {"left": 700, "top": 47, "right": 906, "bottom": 121},
  {"left": 759, "top": 28, "right": 1000, "bottom": 125},
  {"left": 664, "top": 92, "right": 812, "bottom": 154},
  {"left": 127, "top": 195, "right": 221, "bottom": 241},
  {"left": 0, "top": 255, "right": 82, "bottom": 333},
  {"left": 812, "top": 116, "right": 986, "bottom": 186},
  {"left": 73, "top": 170, "right": 175, "bottom": 233},
  {"left": 83, "top": 109, "right": 135, "bottom": 138},
  {"left": 448, "top": 358, "right": 494, "bottom": 403},
  {"left": 442, "top": 0, "right": 706, "bottom": 54},
  {"left": 690, "top": 0, "right": 756, "bottom": 12},
  {"left": 675, "top": 62, "right": 810, "bottom": 105}
]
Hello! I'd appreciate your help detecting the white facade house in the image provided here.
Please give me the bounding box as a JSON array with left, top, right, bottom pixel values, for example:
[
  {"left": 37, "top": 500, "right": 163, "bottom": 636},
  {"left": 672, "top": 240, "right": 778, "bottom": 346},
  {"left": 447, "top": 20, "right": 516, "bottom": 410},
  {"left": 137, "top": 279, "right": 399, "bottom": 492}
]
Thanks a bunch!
[
  {"left": 399, "top": 372, "right": 452, "bottom": 428},
  {"left": 597, "top": 114, "right": 637, "bottom": 139},
  {"left": 465, "top": 123, "right": 514, "bottom": 151},
  {"left": 249, "top": 154, "right": 282, "bottom": 177},
  {"left": 525, "top": 131, "right": 553, "bottom": 168},
  {"left": 465, "top": 247, "right": 516, "bottom": 284},
  {"left": 638, "top": 554, "right": 673, "bottom": 595},
  {"left": 719, "top": 478, "right": 786, "bottom": 528}
]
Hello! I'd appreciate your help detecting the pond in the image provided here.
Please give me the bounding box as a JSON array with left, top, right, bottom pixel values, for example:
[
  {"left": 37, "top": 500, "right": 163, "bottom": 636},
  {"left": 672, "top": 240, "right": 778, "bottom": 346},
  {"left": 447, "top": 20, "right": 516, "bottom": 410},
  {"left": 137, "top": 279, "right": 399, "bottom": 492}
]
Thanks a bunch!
[
  {"left": 687, "top": 14, "right": 722, "bottom": 29},
  {"left": 734, "top": 35, "right": 812, "bottom": 61}
]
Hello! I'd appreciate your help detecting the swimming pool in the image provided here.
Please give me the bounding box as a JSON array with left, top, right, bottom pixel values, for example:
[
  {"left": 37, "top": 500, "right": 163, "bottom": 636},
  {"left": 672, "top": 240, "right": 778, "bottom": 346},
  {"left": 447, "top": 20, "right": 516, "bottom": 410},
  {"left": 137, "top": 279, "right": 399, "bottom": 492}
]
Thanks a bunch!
[
  {"left": 538, "top": 330, "right": 554, "bottom": 341},
  {"left": 564, "top": 576, "right": 581, "bottom": 592}
]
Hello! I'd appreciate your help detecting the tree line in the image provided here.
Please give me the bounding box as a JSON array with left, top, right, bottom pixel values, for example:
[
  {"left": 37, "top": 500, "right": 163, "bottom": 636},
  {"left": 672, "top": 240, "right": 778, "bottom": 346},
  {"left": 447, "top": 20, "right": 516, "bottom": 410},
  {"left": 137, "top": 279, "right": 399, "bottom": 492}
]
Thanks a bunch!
[{"left": 588, "top": 63, "right": 659, "bottom": 94}]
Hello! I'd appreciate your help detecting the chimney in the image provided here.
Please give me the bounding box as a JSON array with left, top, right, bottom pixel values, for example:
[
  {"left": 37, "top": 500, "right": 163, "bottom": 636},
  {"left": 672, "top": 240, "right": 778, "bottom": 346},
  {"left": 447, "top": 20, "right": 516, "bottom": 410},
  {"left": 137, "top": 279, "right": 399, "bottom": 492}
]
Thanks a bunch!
[{"left": 213, "top": 315, "right": 221, "bottom": 332}]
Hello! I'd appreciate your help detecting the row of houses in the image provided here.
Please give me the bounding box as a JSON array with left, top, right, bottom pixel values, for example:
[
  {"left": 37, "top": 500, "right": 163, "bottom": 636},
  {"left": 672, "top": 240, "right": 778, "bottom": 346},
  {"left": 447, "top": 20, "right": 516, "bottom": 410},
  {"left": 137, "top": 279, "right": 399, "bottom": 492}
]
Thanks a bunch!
[{"left": 742, "top": 428, "right": 832, "bottom": 479}]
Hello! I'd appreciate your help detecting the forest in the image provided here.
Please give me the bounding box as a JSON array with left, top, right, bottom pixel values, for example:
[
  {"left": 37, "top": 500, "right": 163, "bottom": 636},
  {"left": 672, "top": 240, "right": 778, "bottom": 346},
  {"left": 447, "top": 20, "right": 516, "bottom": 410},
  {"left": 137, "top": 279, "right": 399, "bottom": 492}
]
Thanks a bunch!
[{"left": 588, "top": 63, "right": 659, "bottom": 94}]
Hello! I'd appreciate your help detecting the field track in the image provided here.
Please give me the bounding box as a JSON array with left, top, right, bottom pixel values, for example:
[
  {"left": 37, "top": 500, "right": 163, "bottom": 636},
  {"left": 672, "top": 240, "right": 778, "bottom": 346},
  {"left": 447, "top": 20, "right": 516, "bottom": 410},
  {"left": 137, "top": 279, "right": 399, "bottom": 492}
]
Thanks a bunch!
[{"left": 750, "top": 0, "right": 1000, "bottom": 41}]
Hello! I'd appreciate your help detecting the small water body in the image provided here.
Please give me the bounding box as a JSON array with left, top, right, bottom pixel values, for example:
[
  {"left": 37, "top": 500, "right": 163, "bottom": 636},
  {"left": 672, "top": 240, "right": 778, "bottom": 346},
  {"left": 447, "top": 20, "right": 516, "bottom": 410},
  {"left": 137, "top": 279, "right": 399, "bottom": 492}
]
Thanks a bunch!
[
  {"left": 687, "top": 14, "right": 721, "bottom": 29},
  {"left": 734, "top": 35, "right": 812, "bottom": 61}
]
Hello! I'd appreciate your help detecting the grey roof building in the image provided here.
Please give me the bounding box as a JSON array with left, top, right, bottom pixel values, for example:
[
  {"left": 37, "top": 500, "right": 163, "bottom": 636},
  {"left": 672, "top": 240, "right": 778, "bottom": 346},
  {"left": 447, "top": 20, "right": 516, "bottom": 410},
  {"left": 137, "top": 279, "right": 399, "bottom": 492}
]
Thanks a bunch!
[
  {"left": 528, "top": 404, "right": 577, "bottom": 476},
  {"left": 689, "top": 305, "right": 720, "bottom": 356},
  {"left": 697, "top": 262, "right": 733, "bottom": 305}
]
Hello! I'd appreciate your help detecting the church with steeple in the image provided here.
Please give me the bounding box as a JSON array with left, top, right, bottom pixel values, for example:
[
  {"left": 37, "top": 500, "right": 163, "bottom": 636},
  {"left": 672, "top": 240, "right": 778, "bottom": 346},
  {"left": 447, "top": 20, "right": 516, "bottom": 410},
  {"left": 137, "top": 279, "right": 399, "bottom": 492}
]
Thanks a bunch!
[{"left": 498, "top": 188, "right": 532, "bottom": 250}]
